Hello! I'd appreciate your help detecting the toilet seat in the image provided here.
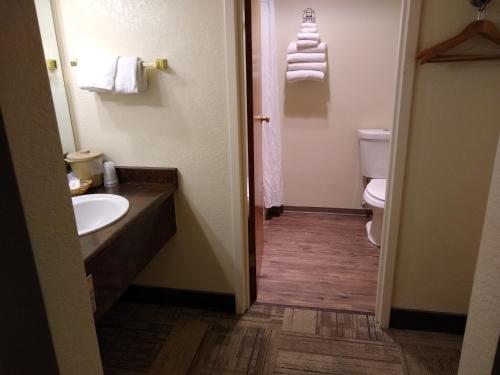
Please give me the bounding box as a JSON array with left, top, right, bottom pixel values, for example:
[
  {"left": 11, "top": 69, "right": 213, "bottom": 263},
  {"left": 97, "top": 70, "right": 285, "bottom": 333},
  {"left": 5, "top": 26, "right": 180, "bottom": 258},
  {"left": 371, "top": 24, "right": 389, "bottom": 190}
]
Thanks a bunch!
[{"left": 363, "top": 178, "right": 386, "bottom": 208}]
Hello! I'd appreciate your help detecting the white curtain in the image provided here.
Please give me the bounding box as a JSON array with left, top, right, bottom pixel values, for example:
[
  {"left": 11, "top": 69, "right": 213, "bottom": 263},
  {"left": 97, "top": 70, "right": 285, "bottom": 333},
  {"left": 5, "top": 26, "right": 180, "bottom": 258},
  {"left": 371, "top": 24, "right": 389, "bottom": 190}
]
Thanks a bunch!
[{"left": 261, "top": 0, "right": 284, "bottom": 209}]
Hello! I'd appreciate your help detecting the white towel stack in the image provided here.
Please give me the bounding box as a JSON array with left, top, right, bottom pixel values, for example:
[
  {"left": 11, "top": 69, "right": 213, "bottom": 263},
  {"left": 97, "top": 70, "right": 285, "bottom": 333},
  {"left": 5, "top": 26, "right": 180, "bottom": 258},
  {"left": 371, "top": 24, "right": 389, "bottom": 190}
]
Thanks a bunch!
[
  {"left": 286, "top": 22, "right": 327, "bottom": 82},
  {"left": 78, "top": 56, "right": 148, "bottom": 94}
]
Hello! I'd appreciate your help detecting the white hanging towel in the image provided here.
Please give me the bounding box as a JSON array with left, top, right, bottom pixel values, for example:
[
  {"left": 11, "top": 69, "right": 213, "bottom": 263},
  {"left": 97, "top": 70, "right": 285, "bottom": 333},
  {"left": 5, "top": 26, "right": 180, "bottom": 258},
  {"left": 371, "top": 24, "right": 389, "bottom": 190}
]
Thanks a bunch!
[
  {"left": 297, "top": 40, "right": 319, "bottom": 48},
  {"left": 287, "top": 52, "right": 326, "bottom": 63},
  {"left": 287, "top": 42, "right": 327, "bottom": 54},
  {"left": 114, "top": 57, "right": 148, "bottom": 94},
  {"left": 77, "top": 56, "right": 118, "bottom": 92},
  {"left": 297, "top": 32, "right": 320, "bottom": 41},
  {"left": 287, "top": 70, "right": 325, "bottom": 82},
  {"left": 288, "top": 62, "right": 327, "bottom": 72}
]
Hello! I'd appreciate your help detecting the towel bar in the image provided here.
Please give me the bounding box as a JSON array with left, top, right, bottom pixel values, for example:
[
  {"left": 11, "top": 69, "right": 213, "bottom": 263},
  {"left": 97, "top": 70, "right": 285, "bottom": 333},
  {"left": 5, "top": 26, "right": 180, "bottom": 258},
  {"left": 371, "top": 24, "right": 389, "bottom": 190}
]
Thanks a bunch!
[
  {"left": 70, "top": 58, "right": 168, "bottom": 70},
  {"left": 46, "top": 59, "right": 57, "bottom": 70}
]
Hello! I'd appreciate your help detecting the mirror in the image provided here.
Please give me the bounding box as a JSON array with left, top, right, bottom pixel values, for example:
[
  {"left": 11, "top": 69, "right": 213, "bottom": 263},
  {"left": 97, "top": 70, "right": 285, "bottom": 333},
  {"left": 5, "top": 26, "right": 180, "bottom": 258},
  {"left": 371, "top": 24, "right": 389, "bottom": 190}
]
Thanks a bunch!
[{"left": 34, "top": 0, "right": 76, "bottom": 154}]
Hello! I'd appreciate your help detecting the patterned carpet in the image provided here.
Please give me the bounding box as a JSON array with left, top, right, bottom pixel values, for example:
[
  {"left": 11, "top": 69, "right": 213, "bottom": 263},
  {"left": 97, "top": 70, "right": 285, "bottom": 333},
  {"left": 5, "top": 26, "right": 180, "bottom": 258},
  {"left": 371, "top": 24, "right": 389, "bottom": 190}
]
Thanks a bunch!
[{"left": 97, "top": 302, "right": 462, "bottom": 375}]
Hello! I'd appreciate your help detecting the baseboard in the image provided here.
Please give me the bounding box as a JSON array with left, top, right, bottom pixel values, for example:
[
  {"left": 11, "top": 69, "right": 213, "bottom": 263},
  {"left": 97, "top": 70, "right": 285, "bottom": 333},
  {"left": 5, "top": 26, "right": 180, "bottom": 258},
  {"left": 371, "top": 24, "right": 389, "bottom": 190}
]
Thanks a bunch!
[
  {"left": 390, "top": 308, "right": 467, "bottom": 335},
  {"left": 284, "top": 205, "right": 369, "bottom": 216},
  {"left": 493, "top": 335, "right": 500, "bottom": 375},
  {"left": 121, "top": 285, "right": 236, "bottom": 313},
  {"left": 266, "top": 205, "right": 284, "bottom": 220}
]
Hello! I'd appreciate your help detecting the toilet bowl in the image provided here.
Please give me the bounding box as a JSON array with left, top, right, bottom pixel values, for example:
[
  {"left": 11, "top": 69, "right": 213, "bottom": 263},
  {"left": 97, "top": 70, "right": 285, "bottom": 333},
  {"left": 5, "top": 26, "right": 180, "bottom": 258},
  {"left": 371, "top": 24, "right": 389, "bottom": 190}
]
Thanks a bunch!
[
  {"left": 358, "top": 128, "right": 391, "bottom": 247},
  {"left": 363, "top": 178, "right": 386, "bottom": 247}
]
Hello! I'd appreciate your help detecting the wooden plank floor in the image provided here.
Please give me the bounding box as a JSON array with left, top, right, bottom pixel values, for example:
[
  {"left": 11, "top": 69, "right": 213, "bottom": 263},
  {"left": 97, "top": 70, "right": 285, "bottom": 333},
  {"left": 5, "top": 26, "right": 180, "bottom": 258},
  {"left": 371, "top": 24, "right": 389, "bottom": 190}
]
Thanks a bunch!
[
  {"left": 257, "top": 212, "right": 379, "bottom": 313},
  {"left": 98, "top": 301, "right": 463, "bottom": 375}
]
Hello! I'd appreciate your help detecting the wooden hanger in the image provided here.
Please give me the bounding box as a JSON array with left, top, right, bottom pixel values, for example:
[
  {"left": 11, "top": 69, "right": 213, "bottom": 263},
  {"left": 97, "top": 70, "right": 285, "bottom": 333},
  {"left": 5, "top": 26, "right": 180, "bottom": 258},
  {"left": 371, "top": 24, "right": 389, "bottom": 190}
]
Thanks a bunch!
[{"left": 417, "top": 18, "right": 500, "bottom": 64}]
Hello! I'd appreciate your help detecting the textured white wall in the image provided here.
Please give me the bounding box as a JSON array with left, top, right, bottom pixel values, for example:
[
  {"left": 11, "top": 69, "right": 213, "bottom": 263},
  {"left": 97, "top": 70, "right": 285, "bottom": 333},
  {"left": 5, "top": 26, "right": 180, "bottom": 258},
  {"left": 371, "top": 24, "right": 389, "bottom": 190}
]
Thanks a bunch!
[
  {"left": 458, "top": 137, "right": 500, "bottom": 375},
  {"left": 392, "top": 0, "right": 500, "bottom": 313},
  {"left": 54, "top": 0, "right": 242, "bottom": 295},
  {"left": 275, "top": 0, "right": 401, "bottom": 209}
]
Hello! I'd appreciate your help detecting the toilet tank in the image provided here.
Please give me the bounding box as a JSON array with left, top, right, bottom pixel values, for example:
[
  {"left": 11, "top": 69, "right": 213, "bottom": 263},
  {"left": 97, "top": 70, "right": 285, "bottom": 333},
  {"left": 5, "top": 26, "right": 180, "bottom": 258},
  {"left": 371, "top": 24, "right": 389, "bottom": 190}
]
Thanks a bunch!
[{"left": 358, "top": 129, "right": 391, "bottom": 178}]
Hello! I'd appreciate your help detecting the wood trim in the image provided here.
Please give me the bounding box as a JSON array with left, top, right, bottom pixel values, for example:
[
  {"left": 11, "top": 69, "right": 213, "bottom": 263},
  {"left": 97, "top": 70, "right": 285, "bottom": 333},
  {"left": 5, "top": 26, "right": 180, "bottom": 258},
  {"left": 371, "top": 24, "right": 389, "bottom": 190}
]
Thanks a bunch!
[
  {"left": 376, "top": 0, "right": 423, "bottom": 328},
  {"left": 122, "top": 285, "right": 236, "bottom": 313},
  {"left": 0, "top": 111, "right": 60, "bottom": 374},
  {"left": 284, "top": 206, "right": 369, "bottom": 216},
  {"left": 389, "top": 308, "right": 467, "bottom": 335},
  {"left": 244, "top": 0, "right": 258, "bottom": 303}
]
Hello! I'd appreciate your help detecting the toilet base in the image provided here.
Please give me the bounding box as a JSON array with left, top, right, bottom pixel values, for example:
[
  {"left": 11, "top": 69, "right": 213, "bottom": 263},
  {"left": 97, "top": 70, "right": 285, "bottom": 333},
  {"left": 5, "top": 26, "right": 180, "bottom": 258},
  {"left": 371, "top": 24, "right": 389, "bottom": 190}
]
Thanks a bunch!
[{"left": 366, "top": 220, "right": 380, "bottom": 247}]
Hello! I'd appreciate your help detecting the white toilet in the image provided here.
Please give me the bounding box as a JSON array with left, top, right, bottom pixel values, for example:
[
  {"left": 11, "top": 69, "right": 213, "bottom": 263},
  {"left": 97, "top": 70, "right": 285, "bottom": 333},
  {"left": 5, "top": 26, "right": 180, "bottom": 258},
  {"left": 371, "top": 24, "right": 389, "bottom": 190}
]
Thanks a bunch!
[{"left": 358, "top": 129, "right": 391, "bottom": 247}]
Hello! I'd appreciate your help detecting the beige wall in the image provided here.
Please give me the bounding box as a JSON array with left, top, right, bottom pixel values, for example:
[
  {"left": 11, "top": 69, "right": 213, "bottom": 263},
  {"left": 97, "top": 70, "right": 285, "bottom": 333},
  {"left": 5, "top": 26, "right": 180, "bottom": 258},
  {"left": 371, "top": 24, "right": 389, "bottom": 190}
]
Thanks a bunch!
[
  {"left": 54, "top": 0, "right": 244, "bottom": 298},
  {"left": 0, "top": 0, "right": 102, "bottom": 372},
  {"left": 51, "top": 0, "right": 500, "bottom": 319},
  {"left": 458, "top": 137, "right": 500, "bottom": 375},
  {"left": 275, "top": 0, "right": 401, "bottom": 209},
  {"left": 392, "top": 1, "right": 500, "bottom": 313}
]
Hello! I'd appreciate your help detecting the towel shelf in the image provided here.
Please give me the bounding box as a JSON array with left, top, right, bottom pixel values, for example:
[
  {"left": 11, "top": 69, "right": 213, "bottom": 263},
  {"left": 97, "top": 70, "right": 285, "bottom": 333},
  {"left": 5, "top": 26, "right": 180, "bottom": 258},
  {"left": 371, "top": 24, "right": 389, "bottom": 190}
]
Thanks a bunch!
[{"left": 70, "top": 58, "right": 168, "bottom": 70}]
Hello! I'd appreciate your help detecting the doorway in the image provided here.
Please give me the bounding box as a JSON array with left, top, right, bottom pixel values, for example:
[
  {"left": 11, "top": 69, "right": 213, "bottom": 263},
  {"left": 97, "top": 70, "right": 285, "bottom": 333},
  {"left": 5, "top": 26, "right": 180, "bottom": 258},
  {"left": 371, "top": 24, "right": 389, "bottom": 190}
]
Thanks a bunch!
[{"left": 244, "top": 0, "right": 420, "bottom": 323}]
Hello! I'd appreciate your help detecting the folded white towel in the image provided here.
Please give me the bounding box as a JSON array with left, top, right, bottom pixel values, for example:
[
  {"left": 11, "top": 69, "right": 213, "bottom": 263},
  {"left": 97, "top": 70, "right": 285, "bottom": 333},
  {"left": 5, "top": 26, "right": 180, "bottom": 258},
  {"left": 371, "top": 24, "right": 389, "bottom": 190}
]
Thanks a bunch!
[
  {"left": 288, "top": 42, "right": 327, "bottom": 54},
  {"left": 288, "top": 62, "right": 327, "bottom": 72},
  {"left": 300, "top": 27, "right": 317, "bottom": 33},
  {"left": 287, "top": 52, "right": 326, "bottom": 63},
  {"left": 77, "top": 56, "right": 118, "bottom": 92},
  {"left": 114, "top": 56, "right": 148, "bottom": 94},
  {"left": 301, "top": 22, "right": 316, "bottom": 28},
  {"left": 297, "top": 33, "right": 320, "bottom": 41},
  {"left": 297, "top": 40, "right": 319, "bottom": 48},
  {"left": 287, "top": 70, "right": 325, "bottom": 82}
]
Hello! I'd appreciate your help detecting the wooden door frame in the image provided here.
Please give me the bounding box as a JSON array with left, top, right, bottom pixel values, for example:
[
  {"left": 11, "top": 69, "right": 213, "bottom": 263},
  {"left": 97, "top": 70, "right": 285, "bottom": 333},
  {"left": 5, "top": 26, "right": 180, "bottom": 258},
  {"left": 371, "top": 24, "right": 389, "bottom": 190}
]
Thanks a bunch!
[
  {"left": 244, "top": 0, "right": 259, "bottom": 302},
  {"left": 375, "top": 0, "right": 422, "bottom": 327},
  {"left": 239, "top": 0, "right": 422, "bottom": 326}
]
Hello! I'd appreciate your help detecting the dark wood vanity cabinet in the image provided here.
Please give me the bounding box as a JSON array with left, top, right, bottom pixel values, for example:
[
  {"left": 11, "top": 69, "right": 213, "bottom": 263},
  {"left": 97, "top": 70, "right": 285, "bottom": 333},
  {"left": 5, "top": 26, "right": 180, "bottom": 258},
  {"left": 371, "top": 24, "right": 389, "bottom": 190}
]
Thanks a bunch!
[{"left": 80, "top": 167, "right": 178, "bottom": 321}]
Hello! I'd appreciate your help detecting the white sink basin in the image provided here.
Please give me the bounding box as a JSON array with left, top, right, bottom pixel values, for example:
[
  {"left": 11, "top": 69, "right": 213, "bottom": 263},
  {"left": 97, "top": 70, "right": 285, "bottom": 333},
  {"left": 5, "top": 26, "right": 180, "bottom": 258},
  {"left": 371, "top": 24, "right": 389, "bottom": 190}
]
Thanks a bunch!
[{"left": 72, "top": 194, "right": 129, "bottom": 236}]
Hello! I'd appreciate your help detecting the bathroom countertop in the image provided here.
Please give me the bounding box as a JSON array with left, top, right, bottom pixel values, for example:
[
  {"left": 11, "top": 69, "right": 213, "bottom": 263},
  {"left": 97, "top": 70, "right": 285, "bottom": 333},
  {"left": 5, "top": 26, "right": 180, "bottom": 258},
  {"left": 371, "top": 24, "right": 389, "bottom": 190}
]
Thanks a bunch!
[
  {"left": 80, "top": 181, "right": 176, "bottom": 263},
  {"left": 78, "top": 166, "right": 178, "bottom": 263}
]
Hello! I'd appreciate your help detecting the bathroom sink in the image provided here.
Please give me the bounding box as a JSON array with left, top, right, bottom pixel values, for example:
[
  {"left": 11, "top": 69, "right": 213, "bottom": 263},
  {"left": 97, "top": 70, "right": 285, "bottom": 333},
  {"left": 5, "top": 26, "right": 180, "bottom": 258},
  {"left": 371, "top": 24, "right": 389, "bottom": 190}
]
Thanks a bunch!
[{"left": 72, "top": 194, "right": 129, "bottom": 236}]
